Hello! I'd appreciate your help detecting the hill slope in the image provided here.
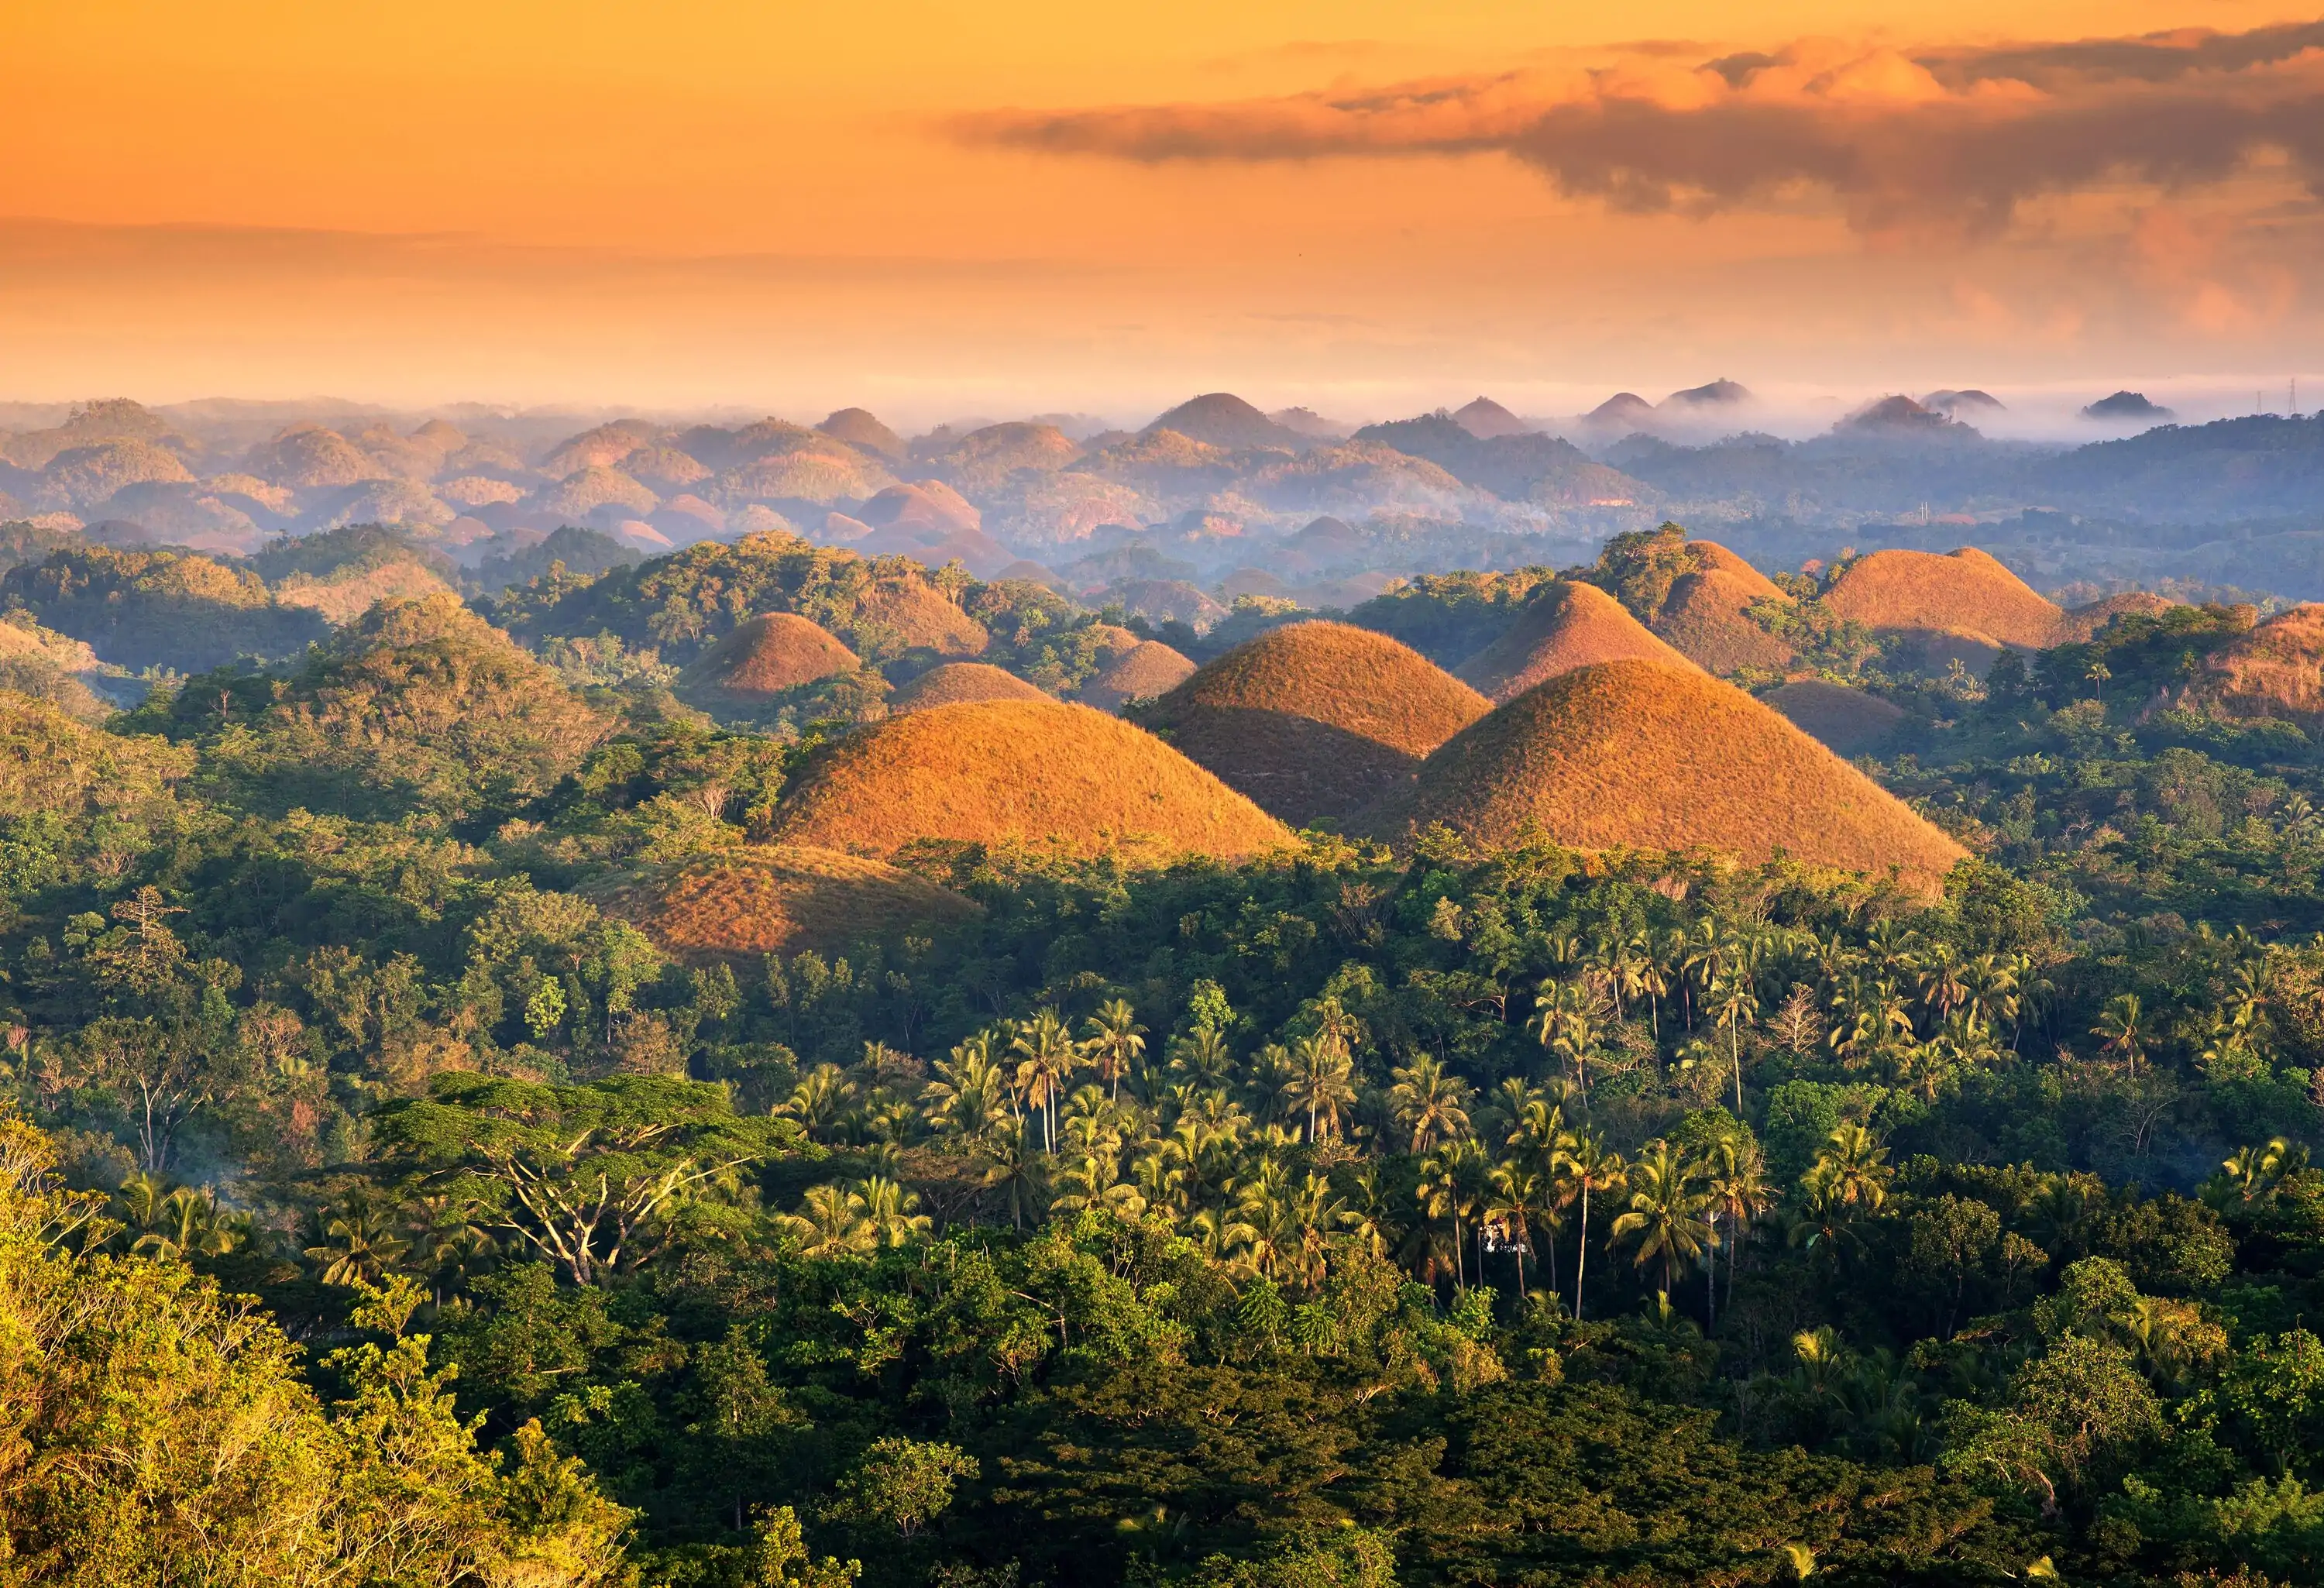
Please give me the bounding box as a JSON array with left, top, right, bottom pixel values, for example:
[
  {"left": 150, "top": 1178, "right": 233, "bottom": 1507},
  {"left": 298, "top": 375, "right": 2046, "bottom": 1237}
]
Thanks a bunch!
[
  {"left": 1654, "top": 568, "right": 1796, "bottom": 673},
  {"left": 1822, "top": 548, "right": 2064, "bottom": 650},
  {"left": 890, "top": 662, "right": 1048, "bottom": 713},
  {"left": 770, "top": 699, "right": 1290, "bottom": 861},
  {"left": 1079, "top": 641, "right": 1197, "bottom": 712},
  {"left": 677, "top": 614, "right": 858, "bottom": 707},
  {"left": 595, "top": 844, "right": 980, "bottom": 962},
  {"left": 1456, "top": 581, "right": 1694, "bottom": 703},
  {"left": 1140, "top": 620, "right": 1490, "bottom": 823},
  {"left": 2174, "top": 603, "right": 2324, "bottom": 729},
  {"left": 1366, "top": 659, "right": 1964, "bottom": 890},
  {"left": 1764, "top": 679, "right": 1906, "bottom": 756}
]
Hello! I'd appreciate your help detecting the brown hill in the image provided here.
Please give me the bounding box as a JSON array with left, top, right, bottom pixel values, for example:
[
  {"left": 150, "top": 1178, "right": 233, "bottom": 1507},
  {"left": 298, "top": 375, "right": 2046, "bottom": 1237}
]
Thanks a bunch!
[
  {"left": 859, "top": 480, "right": 980, "bottom": 536},
  {"left": 1690, "top": 541, "right": 1786, "bottom": 600},
  {"left": 243, "top": 425, "right": 379, "bottom": 490},
  {"left": 1654, "top": 568, "right": 1796, "bottom": 673},
  {"left": 818, "top": 407, "right": 906, "bottom": 461},
  {"left": 1366, "top": 659, "right": 1964, "bottom": 892},
  {"left": 2061, "top": 590, "right": 2180, "bottom": 641},
  {"left": 1822, "top": 548, "right": 2064, "bottom": 650},
  {"left": 679, "top": 614, "right": 858, "bottom": 706},
  {"left": 2175, "top": 603, "right": 2324, "bottom": 728},
  {"left": 537, "top": 466, "right": 658, "bottom": 518},
  {"left": 850, "top": 579, "right": 988, "bottom": 658},
  {"left": 1079, "top": 641, "right": 1196, "bottom": 712},
  {"left": 769, "top": 699, "right": 1290, "bottom": 861},
  {"left": 597, "top": 844, "right": 980, "bottom": 964},
  {"left": 1765, "top": 679, "right": 1907, "bottom": 757},
  {"left": 1140, "top": 621, "right": 1490, "bottom": 823},
  {"left": 1456, "top": 580, "right": 1695, "bottom": 703},
  {"left": 890, "top": 662, "right": 1048, "bottom": 713}
]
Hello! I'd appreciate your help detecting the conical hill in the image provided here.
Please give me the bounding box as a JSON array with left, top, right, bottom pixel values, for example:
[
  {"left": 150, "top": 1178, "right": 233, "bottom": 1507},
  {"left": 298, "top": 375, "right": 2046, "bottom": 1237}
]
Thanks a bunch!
[
  {"left": 1138, "top": 620, "right": 1490, "bottom": 823},
  {"left": 1365, "top": 659, "right": 1964, "bottom": 891},
  {"left": 769, "top": 699, "right": 1291, "bottom": 861},
  {"left": 678, "top": 614, "right": 858, "bottom": 706},
  {"left": 1821, "top": 548, "right": 2063, "bottom": 650},
  {"left": 890, "top": 662, "right": 1047, "bottom": 713},
  {"left": 1456, "top": 581, "right": 1693, "bottom": 703}
]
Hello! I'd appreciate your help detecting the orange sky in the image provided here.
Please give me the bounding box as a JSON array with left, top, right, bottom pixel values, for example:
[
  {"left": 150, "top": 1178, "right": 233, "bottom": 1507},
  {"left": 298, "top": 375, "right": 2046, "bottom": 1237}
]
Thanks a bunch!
[{"left": 6, "top": 1, "right": 2324, "bottom": 419}]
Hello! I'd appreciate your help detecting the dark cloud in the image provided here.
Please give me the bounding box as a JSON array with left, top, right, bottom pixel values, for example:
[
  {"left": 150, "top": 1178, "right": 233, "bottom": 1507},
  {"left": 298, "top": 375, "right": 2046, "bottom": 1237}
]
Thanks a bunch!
[{"left": 953, "top": 21, "right": 2324, "bottom": 237}]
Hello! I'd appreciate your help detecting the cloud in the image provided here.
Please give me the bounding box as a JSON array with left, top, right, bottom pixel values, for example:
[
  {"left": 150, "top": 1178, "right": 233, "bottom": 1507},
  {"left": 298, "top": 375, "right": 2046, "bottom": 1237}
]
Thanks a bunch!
[{"left": 954, "top": 22, "right": 2324, "bottom": 238}]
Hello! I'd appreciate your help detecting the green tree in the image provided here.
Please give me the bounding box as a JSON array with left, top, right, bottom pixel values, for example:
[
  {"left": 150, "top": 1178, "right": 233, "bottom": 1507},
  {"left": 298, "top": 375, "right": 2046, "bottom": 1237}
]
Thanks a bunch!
[{"left": 829, "top": 1437, "right": 980, "bottom": 1539}]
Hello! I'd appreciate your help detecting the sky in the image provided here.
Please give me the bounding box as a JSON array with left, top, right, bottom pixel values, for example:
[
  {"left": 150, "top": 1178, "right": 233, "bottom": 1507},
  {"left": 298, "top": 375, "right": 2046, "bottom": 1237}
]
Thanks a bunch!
[{"left": 6, "top": 1, "right": 2324, "bottom": 425}]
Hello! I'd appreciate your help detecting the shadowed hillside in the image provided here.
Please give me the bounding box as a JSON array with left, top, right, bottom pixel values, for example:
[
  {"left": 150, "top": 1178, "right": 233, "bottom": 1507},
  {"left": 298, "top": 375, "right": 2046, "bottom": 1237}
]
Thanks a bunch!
[
  {"left": 1138, "top": 620, "right": 1489, "bottom": 823},
  {"left": 770, "top": 699, "right": 1289, "bottom": 860},
  {"left": 595, "top": 844, "right": 981, "bottom": 962},
  {"left": 1367, "top": 658, "right": 1965, "bottom": 890},
  {"left": 1078, "top": 640, "right": 1197, "bottom": 711},
  {"left": 1765, "top": 679, "right": 1907, "bottom": 756}
]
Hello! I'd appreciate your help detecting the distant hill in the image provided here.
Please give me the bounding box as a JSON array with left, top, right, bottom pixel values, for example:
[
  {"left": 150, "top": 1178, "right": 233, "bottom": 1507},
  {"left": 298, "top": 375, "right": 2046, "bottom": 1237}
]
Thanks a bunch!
[
  {"left": 1662, "top": 380, "right": 1754, "bottom": 410},
  {"left": 1137, "top": 621, "right": 1490, "bottom": 823},
  {"left": 2084, "top": 390, "right": 2173, "bottom": 423},
  {"left": 1363, "top": 658, "right": 1965, "bottom": 892},
  {"left": 1351, "top": 414, "right": 1645, "bottom": 506},
  {"left": 1142, "top": 394, "right": 1310, "bottom": 452},
  {"left": 1453, "top": 397, "right": 1532, "bottom": 439},
  {"left": 769, "top": 699, "right": 1291, "bottom": 861},
  {"left": 818, "top": 407, "right": 906, "bottom": 461}
]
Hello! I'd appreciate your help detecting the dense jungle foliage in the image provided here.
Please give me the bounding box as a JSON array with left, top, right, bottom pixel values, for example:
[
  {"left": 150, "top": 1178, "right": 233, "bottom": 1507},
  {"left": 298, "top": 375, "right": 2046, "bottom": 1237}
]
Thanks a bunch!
[{"left": 2, "top": 528, "right": 2322, "bottom": 1588}]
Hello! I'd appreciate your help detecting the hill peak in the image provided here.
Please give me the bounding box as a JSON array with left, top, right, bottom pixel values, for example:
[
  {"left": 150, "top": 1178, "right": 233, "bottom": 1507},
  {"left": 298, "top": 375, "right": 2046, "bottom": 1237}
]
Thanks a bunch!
[{"left": 1142, "top": 393, "right": 1303, "bottom": 451}]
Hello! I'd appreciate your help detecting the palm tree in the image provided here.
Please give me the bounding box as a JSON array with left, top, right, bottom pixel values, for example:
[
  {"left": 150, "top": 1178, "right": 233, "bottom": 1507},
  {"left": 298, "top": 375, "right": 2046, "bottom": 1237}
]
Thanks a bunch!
[
  {"left": 1707, "top": 974, "right": 1760, "bottom": 1112},
  {"left": 1553, "top": 1129, "right": 1624, "bottom": 1322},
  {"left": 1680, "top": 917, "right": 1737, "bottom": 1031},
  {"left": 780, "top": 1183, "right": 877, "bottom": 1256},
  {"left": 1166, "top": 1024, "right": 1235, "bottom": 1090},
  {"left": 1813, "top": 1122, "right": 1893, "bottom": 1212},
  {"left": 1388, "top": 1054, "right": 1471, "bottom": 1153},
  {"left": 1010, "top": 1009, "right": 1078, "bottom": 1152},
  {"left": 1418, "top": 1137, "right": 1488, "bottom": 1287},
  {"left": 781, "top": 1064, "right": 857, "bottom": 1142},
  {"left": 1281, "top": 1032, "right": 1357, "bottom": 1143},
  {"left": 1081, "top": 999, "right": 1147, "bottom": 1100},
  {"left": 1485, "top": 1159, "right": 1553, "bottom": 1296},
  {"left": 2092, "top": 993, "right": 2146, "bottom": 1078},
  {"left": 1704, "top": 1137, "right": 1772, "bottom": 1313},
  {"left": 976, "top": 1122, "right": 1047, "bottom": 1228},
  {"left": 1610, "top": 1141, "right": 1714, "bottom": 1308},
  {"left": 1914, "top": 940, "right": 1968, "bottom": 1026},
  {"left": 923, "top": 1038, "right": 1011, "bottom": 1142},
  {"left": 306, "top": 1197, "right": 411, "bottom": 1285},
  {"left": 853, "top": 1175, "right": 933, "bottom": 1247}
]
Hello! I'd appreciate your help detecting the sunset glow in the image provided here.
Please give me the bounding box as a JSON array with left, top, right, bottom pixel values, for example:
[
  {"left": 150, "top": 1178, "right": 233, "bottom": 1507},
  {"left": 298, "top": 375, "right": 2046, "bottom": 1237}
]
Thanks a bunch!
[{"left": 9, "top": 1, "right": 2324, "bottom": 415}]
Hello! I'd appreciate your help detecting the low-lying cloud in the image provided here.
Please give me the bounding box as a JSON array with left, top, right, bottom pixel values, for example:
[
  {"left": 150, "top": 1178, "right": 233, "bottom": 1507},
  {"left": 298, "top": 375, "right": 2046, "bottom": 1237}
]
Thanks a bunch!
[{"left": 955, "top": 22, "right": 2324, "bottom": 237}]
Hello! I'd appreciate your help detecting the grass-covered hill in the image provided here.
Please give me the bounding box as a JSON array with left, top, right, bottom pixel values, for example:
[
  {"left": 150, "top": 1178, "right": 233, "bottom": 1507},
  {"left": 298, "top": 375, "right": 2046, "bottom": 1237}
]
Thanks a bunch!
[{"left": 1137, "top": 621, "right": 1490, "bottom": 823}]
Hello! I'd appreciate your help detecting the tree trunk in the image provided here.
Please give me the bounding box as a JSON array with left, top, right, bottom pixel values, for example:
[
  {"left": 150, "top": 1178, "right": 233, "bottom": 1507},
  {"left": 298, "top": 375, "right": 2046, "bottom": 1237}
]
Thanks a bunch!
[{"left": 1575, "top": 1186, "right": 1589, "bottom": 1322}]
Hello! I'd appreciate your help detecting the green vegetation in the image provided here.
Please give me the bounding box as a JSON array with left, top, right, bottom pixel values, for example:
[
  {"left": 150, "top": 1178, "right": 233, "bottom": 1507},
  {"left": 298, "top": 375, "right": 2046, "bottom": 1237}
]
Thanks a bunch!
[{"left": 4, "top": 528, "right": 2324, "bottom": 1586}]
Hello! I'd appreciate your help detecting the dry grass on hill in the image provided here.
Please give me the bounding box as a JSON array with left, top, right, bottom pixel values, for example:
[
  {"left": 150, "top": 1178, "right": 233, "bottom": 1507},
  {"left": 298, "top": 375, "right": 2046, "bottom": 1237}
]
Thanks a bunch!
[
  {"left": 594, "top": 844, "right": 980, "bottom": 964},
  {"left": 1456, "top": 580, "right": 1695, "bottom": 703},
  {"left": 770, "top": 699, "right": 1290, "bottom": 861},
  {"left": 851, "top": 579, "right": 988, "bottom": 658},
  {"left": 1140, "top": 620, "right": 1490, "bottom": 823},
  {"left": 2177, "top": 603, "right": 2324, "bottom": 728},
  {"left": 1079, "top": 641, "right": 1197, "bottom": 712},
  {"left": 1822, "top": 548, "right": 2064, "bottom": 649},
  {"left": 890, "top": 662, "right": 1048, "bottom": 713},
  {"left": 1690, "top": 541, "right": 1787, "bottom": 600},
  {"left": 2060, "top": 591, "right": 2181, "bottom": 641},
  {"left": 1365, "top": 659, "right": 1965, "bottom": 892},
  {"left": 1765, "top": 679, "right": 1907, "bottom": 757},
  {"left": 678, "top": 614, "right": 858, "bottom": 706},
  {"left": 272, "top": 560, "right": 458, "bottom": 627},
  {"left": 1655, "top": 568, "right": 1797, "bottom": 673}
]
